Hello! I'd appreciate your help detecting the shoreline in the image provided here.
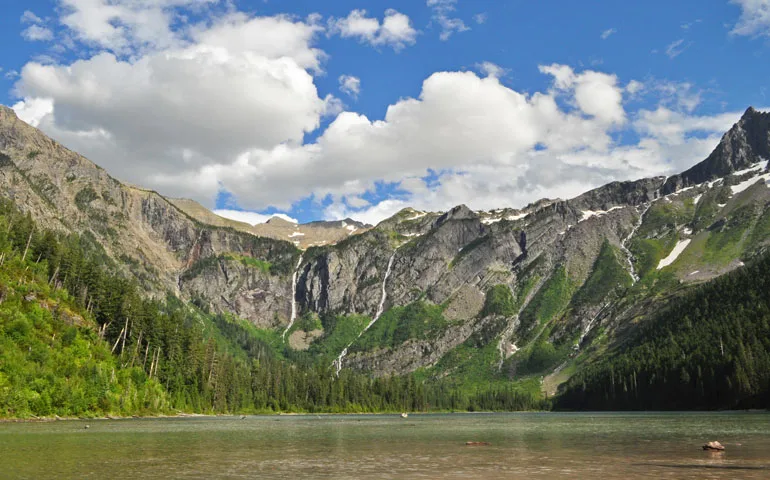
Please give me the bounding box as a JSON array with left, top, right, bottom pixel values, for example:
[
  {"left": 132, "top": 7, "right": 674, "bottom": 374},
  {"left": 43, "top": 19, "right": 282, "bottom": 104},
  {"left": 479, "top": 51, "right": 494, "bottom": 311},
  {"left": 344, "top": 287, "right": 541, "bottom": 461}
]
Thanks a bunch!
[{"left": 2, "top": 409, "right": 767, "bottom": 423}]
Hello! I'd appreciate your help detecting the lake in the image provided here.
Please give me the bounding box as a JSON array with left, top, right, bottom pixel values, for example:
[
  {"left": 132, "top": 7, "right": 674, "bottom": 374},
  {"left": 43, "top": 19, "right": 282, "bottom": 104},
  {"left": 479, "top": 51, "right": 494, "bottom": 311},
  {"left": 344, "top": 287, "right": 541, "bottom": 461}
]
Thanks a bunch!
[{"left": 1, "top": 412, "right": 769, "bottom": 479}]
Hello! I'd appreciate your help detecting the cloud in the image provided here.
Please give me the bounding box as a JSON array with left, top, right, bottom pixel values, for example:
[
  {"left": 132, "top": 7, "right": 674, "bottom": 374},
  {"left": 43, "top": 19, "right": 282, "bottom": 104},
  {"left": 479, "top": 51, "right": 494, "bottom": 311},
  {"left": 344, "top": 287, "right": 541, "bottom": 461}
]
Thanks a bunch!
[
  {"left": 474, "top": 13, "right": 487, "bottom": 24},
  {"left": 14, "top": 13, "right": 333, "bottom": 204},
  {"left": 427, "top": 0, "right": 470, "bottom": 41},
  {"left": 731, "top": 0, "right": 770, "bottom": 37},
  {"left": 21, "top": 9, "right": 54, "bottom": 42},
  {"left": 329, "top": 9, "right": 417, "bottom": 50},
  {"left": 21, "top": 11, "right": 45, "bottom": 24},
  {"left": 600, "top": 28, "right": 617, "bottom": 40},
  {"left": 22, "top": 25, "right": 54, "bottom": 42},
  {"left": 665, "top": 38, "right": 692, "bottom": 58},
  {"left": 339, "top": 75, "right": 361, "bottom": 98},
  {"left": 625, "top": 80, "right": 644, "bottom": 96},
  {"left": 9, "top": 3, "right": 743, "bottom": 226},
  {"left": 57, "top": 0, "right": 220, "bottom": 54},
  {"left": 539, "top": 64, "right": 626, "bottom": 125},
  {"left": 476, "top": 61, "right": 507, "bottom": 79},
  {"left": 213, "top": 209, "right": 297, "bottom": 225}
]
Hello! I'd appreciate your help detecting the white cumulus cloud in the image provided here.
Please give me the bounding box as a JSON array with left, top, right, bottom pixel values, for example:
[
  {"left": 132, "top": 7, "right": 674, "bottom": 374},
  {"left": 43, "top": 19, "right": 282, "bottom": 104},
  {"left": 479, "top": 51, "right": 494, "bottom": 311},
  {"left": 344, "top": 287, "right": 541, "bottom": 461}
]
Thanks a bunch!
[
  {"left": 339, "top": 75, "right": 361, "bottom": 98},
  {"left": 329, "top": 9, "right": 417, "bottom": 50},
  {"left": 427, "top": 0, "right": 470, "bottom": 41},
  {"left": 731, "top": 0, "right": 770, "bottom": 37}
]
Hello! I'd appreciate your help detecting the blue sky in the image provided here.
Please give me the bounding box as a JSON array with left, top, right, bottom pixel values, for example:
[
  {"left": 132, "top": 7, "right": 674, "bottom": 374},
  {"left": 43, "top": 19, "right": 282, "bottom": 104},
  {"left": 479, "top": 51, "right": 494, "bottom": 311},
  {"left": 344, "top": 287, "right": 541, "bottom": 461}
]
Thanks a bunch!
[{"left": 2, "top": 0, "right": 769, "bottom": 224}]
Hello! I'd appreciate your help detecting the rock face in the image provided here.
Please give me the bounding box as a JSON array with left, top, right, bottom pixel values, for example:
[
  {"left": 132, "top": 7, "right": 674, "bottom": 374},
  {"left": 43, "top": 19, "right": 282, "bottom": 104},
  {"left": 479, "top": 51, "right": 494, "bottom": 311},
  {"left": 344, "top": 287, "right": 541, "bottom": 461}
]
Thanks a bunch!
[
  {"left": 663, "top": 107, "right": 770, "bottom": 193},
  {"left": 0, "top": 105, "right": 298, "bottom": 326},
  {"left": 3, "top": 104, "right": 770, "bottom": 385}
]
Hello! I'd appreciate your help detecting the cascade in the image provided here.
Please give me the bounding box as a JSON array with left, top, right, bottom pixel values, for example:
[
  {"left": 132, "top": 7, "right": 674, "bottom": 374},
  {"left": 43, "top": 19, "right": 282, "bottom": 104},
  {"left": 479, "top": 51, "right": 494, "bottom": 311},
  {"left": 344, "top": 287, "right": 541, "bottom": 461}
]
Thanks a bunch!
[
  {"left": 620, "top": 203, "right": 651, "bottom": 284},
  {"left": 333, "top": 251, "right": 398, "bottom": 376},
  {"left": 282, "top": 254, "right": 304, "bottom": 341}
]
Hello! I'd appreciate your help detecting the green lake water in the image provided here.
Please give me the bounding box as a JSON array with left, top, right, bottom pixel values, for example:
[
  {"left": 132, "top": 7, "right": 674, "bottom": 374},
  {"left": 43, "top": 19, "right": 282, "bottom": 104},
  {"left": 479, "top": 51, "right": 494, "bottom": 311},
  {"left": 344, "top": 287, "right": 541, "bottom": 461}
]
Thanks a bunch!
[{"left": 1, "top": 412, "right": 769, "bottom": 479}]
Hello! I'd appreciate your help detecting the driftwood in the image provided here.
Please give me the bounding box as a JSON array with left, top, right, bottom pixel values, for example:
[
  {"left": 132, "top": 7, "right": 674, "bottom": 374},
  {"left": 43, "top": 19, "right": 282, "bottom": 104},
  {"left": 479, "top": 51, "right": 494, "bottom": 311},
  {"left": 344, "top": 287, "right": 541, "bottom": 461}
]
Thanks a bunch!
[{"left": 465, "top": 441, "right": 492, "bottom": 446}]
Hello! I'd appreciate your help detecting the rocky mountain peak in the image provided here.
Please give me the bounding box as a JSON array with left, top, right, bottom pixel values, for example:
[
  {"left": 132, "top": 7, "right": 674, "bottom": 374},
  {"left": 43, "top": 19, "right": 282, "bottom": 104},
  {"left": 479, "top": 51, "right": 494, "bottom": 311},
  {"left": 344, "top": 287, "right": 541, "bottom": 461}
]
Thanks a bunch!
[
  {"left": 265, "top": 216, "right": 297, "bottom": 227},
  {"left": 435, "top": 204, "right": 477, "bottom": 225},
  {"left": 662, "top": 106, "right": 770, "bottom": 193}
]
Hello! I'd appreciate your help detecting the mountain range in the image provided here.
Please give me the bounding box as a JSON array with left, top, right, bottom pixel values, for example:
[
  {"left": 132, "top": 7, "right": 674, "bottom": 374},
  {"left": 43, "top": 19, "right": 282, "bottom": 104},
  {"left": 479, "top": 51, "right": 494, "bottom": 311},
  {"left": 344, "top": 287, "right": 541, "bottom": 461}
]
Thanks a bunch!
[{"left": 1, "top": 104, "right": 769, "bottom": 410}]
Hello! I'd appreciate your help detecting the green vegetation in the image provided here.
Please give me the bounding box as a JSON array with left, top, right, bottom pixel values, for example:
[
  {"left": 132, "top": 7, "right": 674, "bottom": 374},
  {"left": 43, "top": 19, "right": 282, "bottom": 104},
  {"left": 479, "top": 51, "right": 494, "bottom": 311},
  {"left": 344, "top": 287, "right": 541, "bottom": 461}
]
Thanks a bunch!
[
  {"left": 701, "top": 204, "right": 755, "bottom": 264},
  {"left": 557, "top": 252, "right": 770, "bottom": 410},
  {"left": 572, "top": 241, "right": 632, "bottom": 307},
  {"left": 629, "top": 232, "right": 678, "bottom": 279},
  {"left": 74, "top": 186, "right": 99, "bottom": 211},
  {"left": 307, "top": 314, "right": 370, "bottom": 363},
  {"left": 352, "top": 302, "right": 453, "bottom": 353},
  {"left": 232, "top": 254, "right": 272, "bottom": 273},
  {"left": 481, "top": 284, "right": 516, "bottom": 317},
  {"left": 0, "top": 199, "right": 546, "bottom": 417},
  {"left": 517, "top": 266, "right": 575, "bottom": 341}
]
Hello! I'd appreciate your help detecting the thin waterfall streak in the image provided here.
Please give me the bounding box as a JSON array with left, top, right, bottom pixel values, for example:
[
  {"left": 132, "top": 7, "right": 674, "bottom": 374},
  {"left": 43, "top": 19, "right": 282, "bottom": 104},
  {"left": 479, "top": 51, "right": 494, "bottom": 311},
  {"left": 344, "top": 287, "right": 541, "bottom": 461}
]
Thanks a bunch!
[
  {"left": 282, "top": 254, "right": 304, "bottom": 341},
  {"left": 334, "top": 250, "right": 398, "bottom": 376},
  {"left": 620, "top": 203, "right": 651, "bottom": 285}
]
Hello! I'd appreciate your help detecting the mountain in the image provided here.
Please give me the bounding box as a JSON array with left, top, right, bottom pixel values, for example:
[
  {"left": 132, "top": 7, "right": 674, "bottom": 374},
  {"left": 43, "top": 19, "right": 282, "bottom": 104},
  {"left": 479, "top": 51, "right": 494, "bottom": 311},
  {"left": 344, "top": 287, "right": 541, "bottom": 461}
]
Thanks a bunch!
[
  {"left": 1, "top": 104, "right": 769, "bottom": 412},
  {"left": 168, "top": 197, "right": 371, "bottom": 249}
]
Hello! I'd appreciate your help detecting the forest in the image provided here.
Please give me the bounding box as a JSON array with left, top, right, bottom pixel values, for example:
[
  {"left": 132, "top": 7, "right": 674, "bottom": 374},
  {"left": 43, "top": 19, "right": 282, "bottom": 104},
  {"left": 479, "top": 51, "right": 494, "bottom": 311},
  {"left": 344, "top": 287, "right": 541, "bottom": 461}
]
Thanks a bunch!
[
  {"left": 0, "top": 199, "right": 544, "bottom": 418},
  {"left": 557, "top": 251, "right": 770, "bottom": 410}
]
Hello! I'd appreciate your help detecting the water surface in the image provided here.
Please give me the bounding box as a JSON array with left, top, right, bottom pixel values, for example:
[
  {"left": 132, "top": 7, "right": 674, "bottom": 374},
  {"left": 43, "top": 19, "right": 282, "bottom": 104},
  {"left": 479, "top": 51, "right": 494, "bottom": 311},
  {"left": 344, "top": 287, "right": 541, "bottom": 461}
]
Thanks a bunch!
[{"left": 2, "top": 412, "right": 769, "bottom": 479}]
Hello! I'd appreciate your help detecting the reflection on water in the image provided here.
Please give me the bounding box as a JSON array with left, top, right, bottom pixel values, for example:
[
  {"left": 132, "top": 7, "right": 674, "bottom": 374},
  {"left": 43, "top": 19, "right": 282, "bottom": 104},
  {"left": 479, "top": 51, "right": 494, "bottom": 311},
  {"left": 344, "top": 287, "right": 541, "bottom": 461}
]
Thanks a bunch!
[{"left": 2, "top": 412, "right": 770, "bottom": 479}]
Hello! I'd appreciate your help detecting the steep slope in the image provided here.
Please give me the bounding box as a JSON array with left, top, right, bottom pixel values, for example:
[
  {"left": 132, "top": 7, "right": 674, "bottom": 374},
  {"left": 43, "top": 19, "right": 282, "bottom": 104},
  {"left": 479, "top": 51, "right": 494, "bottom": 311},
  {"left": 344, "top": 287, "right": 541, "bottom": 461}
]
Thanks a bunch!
[
  {"left": 290, "top": 107, "right": 770, "bottom": 389},
  {"left": 2, "top": 103, "right": 770, "bottom": 403},
  {"left": 557, "top": 252, "right": 770, "bottom": 410},
  {"left": 0, "top": 106, "right": 299, "bottom": 329}
]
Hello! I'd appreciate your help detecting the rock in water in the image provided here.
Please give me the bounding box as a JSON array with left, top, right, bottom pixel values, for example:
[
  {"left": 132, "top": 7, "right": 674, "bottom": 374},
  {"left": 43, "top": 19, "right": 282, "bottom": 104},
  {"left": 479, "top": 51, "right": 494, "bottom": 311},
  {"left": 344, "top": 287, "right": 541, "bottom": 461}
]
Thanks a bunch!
[{"left": 703, "top": 441, "right": 725, "bottom": 451}]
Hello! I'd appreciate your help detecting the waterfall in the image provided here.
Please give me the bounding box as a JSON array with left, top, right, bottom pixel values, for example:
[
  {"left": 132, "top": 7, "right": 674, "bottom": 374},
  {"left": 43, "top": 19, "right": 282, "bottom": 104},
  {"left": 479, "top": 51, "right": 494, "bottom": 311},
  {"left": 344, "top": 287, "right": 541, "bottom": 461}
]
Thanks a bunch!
[
  {"left": 282, "top": 254, "right": 304, "bottom": 342},
  {"left": 333, "top": 251, "right": 398, "bottom": 376},
  {"left": 620, "top": 204, "right": 651, "bottom": 284}
]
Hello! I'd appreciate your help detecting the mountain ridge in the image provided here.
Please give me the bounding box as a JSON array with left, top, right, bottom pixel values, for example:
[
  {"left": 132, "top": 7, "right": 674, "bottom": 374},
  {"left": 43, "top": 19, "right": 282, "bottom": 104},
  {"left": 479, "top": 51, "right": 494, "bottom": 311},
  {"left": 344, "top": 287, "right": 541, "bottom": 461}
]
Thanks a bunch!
[{"left": 2, "top": 104, "right": 770, "bottom": 400}]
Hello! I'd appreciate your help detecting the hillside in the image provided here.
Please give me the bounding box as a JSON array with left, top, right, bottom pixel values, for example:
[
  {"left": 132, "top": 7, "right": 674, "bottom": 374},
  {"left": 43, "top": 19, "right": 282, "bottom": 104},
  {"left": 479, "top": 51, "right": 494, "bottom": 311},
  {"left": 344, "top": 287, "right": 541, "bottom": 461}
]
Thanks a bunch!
[{"left": 1, "top": 104, "right": 769, "bottom": 413}]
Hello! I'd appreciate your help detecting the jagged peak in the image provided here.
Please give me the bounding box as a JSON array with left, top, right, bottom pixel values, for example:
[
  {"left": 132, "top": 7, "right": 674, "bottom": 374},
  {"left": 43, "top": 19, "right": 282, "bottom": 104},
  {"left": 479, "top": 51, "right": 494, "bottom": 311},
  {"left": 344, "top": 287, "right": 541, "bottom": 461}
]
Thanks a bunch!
[
  {"left": 740, "top": 106, "right": 769, "bottom": 120},
  {"left": 435, "top": 204, "right": 478, "bottom": 227}
]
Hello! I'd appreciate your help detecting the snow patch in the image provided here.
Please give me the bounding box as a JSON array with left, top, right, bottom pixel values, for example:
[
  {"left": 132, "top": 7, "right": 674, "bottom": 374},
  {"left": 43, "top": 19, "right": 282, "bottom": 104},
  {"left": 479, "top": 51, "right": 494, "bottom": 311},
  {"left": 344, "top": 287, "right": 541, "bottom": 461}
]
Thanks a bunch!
[
  {"left": 579, "top": 206, "right": 623, "bottom": 222},
  {"left": 288, "top": 231, "right": 305, "bottom": 238},
  {"left": 731, "top": 172, "right": 770, "bottom": 195},
  {"left": 657, "top": 239, "right": 691, "bottom": 270},
  {"left": 405, "top": 212, "right": 427, "bottom": 221},
  {"left": 733, "top": 162, "right": 765, "bottom": 177},
  {"left": 693, "top": 194, "right": 703, "bottom": 205}
]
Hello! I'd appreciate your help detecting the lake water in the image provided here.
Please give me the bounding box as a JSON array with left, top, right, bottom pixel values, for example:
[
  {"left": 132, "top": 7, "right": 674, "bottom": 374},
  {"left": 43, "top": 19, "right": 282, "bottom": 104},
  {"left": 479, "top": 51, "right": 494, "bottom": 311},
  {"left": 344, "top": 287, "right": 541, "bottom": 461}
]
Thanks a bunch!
[{"left": 1, "top": 412, "right": 769, "bottom": 479}]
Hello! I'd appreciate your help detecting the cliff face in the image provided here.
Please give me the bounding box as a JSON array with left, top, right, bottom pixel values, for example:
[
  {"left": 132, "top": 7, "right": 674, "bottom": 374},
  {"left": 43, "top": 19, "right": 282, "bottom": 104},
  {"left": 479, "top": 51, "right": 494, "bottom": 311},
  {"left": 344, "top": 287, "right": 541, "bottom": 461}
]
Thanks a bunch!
[
  {"left": 3, "top": 104, "right": 770, "bottom": 389},
  {"left": 0, "top": 106, "right": 299, "bottom": 327}
]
